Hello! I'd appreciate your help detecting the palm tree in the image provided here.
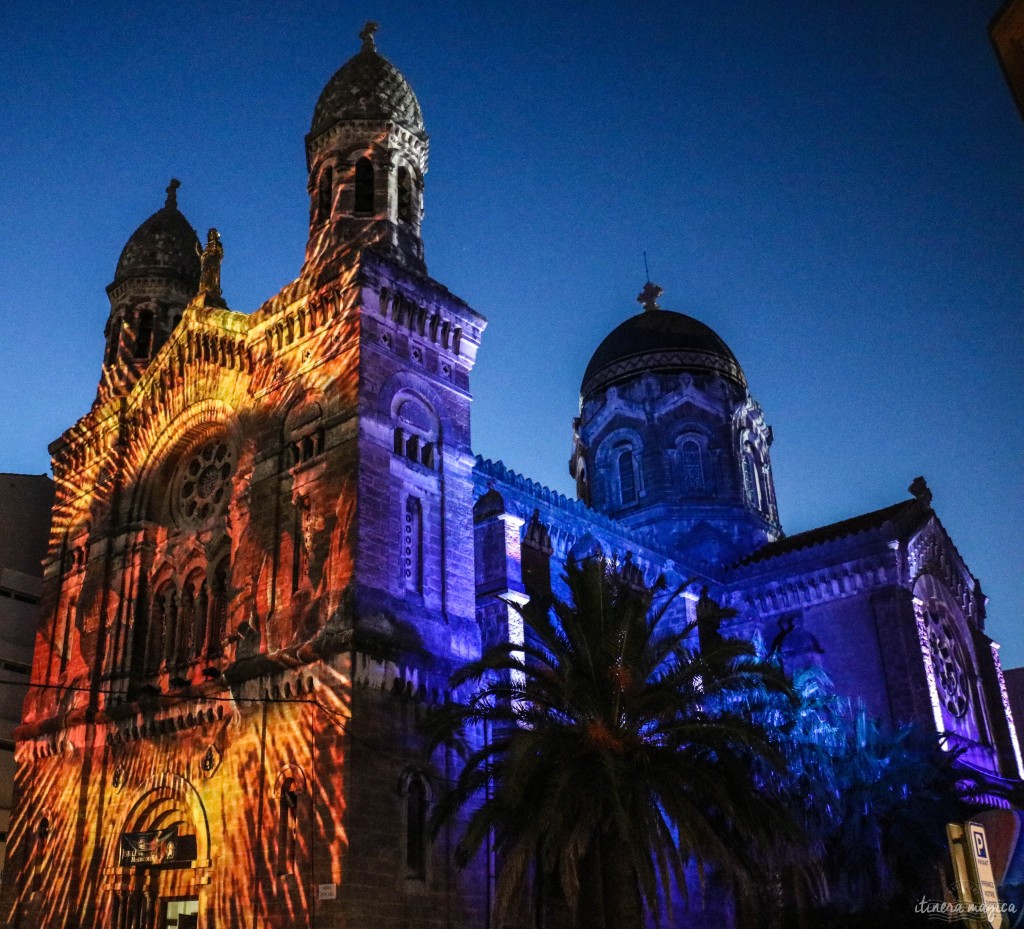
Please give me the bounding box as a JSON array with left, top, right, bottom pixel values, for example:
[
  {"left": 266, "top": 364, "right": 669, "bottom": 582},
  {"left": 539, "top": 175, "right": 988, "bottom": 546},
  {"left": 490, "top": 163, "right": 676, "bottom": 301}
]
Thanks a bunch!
[{"left": 424, "top": 555, "right": 798, "bottom": 929}]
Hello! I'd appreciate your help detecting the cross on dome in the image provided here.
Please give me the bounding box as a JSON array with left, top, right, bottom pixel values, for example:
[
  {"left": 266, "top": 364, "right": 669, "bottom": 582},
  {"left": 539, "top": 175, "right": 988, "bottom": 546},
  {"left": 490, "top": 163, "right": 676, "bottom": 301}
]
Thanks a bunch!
[
  {"left": 360, "top": 21, "right": 379, "bottom": 51},
  {"left": 165, "top": 178, "right": 181, "bottom": 209}
]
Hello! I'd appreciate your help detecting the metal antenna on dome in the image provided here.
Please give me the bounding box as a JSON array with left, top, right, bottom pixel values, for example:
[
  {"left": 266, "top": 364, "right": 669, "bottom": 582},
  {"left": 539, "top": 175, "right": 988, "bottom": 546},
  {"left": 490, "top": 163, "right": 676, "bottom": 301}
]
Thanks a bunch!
[{"left": 643, "top": 251, "right": 650, "bottom": 283}]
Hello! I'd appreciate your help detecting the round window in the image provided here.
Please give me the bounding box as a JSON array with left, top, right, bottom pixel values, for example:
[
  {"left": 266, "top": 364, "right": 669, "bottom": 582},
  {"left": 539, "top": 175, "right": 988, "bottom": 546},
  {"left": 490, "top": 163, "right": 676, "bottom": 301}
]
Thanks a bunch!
[
  {"left": 926, "top": 606, "right": 969, "bottom": 718},
  {"left": 174, "top": 439, "right": 235, "bottom": 526}
]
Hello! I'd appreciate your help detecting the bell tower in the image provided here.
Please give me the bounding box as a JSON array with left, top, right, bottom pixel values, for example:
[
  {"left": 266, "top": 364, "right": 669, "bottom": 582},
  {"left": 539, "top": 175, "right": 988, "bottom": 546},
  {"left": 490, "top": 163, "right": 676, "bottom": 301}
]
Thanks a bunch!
[
  {"left": 304, "top": 22, "right": 428, "bottom": 275},
  {"left": 98, "top": 179, "right": 200, "bottom": 404}
]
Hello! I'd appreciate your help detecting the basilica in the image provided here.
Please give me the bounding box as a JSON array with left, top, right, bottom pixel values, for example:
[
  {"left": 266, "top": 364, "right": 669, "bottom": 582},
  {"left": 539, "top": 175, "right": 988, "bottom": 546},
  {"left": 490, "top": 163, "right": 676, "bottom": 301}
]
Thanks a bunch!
[{"left": 1, "top": 22, "right": 1019, "bottom": 929}]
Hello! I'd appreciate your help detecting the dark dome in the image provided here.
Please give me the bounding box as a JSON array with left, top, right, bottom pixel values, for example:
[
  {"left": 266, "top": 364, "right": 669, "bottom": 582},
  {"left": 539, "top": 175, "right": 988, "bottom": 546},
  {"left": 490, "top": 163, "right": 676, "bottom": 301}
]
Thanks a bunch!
[
  {"left": 310, "top": 24, "right": 424, "bottom": 141},
  {"left": 582, "top": 308, "right": 745, "bottom": 396},
  {"left": 112, "top": 180, "right": 201, "bottom": 289}
]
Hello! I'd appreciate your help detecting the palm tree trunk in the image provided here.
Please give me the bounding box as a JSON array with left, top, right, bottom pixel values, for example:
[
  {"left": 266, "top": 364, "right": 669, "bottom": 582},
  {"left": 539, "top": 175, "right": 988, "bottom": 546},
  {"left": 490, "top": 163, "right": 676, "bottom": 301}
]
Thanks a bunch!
[{"left": 600, "top": 837, "right": 642, "bottom": 929}]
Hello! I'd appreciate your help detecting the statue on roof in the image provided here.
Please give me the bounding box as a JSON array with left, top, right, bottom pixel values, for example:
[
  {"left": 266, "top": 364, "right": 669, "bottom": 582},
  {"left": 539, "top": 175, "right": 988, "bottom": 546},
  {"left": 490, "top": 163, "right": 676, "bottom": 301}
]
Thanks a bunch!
[{"left": 197, "top": 228, "right": 225, "bottom": 307}]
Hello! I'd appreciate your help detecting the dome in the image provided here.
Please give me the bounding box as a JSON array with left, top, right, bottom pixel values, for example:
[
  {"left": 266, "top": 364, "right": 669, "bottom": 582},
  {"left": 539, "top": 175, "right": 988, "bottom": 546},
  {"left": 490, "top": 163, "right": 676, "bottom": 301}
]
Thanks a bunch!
[
  {"left": 310, "top": 23, "right": 424, "bottom": 142},
  {"left": 111, "top": 180, "right": 201, "bottom": 289},
  {"left": 582, "top": 285, "right": 745, "bottom": 396}
]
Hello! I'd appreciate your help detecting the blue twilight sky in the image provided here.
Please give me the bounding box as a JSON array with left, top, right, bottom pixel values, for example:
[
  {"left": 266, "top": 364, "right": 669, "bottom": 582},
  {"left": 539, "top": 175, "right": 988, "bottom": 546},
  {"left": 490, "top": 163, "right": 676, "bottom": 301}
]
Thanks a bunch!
[{"left": 1, "top": 2, "right": 1022, "bottom": 659}]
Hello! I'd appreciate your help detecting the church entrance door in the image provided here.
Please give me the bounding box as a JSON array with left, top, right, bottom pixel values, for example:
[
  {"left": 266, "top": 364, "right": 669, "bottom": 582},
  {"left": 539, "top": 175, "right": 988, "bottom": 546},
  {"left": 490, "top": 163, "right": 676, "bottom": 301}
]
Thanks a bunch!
[{"left": 163, "top": 897, "right": 199, "bottom": 928}]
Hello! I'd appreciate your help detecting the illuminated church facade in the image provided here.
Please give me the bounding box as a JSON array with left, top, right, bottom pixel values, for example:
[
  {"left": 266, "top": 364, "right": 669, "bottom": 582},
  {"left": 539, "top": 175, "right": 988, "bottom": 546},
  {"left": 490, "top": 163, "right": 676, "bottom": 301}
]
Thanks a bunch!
[{"left": 2, "top": 23, "right": 1020, "bottom": 929}]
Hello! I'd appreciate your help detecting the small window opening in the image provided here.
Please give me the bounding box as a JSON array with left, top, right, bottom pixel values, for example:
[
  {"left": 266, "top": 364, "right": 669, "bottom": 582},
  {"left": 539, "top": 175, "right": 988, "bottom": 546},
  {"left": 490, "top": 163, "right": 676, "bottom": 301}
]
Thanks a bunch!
[
  {"left": 135, "top": 310, "right": 154, "bottom": 358},
  {"left": 33, "top": 817, "right": 50, "bottom": 891},
  {"left": 618, "top": 449, "right": 637, "bottom": 505},
  {"left": 406, "top": 776, "right": 427, "bottom": 878},
  {"left": 397, "top": 167, "right": 413, "bottom": 224},
  {"left": 742, "top": 452, "right": 759, "bottom": 508},
  {"left": 208, "top": 561, "right": 229, "bottom": 659},
  {"left": 681, "top": 440, "right": 704, "bottom": 495},
  {"left": 59, "top": 598, "right": 75, "bottom": 675},
  {"left": 354, "top": 158, "right": 375, "bottom": 214},
  {"left": 278, "top": 779, "right": 298, "bottom": 875},
  {"left": 317, "top": 165, "right": 333, "bottom": 222},
  {"left": 105, "top": 321, "right": 121, "bottom": 366},
  {"left": 148, "top": 586, "right": 173, "bottom": 675}
]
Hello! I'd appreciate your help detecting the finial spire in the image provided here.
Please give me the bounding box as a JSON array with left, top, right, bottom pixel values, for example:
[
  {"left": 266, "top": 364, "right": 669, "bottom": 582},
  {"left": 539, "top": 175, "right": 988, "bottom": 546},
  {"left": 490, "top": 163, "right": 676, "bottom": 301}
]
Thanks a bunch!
[
  {"left": 165, "top": 178, "right": 181, "bottom": 209},
  {"left": 637, "top": 281, "right": 663, "bottom": 313},
  {"left": 360, "top": 21, "right": 379, "bottom": 51}
]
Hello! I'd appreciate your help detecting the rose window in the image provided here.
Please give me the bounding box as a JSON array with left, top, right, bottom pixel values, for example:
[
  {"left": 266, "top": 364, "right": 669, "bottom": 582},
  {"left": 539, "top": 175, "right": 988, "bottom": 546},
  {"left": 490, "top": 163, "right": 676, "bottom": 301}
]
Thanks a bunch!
[
  {"left": 926, "top": 607, "right": 969, "bottom": 718},
  {"left": 175, "top": 440, "right": 234, "bottom": 525}
]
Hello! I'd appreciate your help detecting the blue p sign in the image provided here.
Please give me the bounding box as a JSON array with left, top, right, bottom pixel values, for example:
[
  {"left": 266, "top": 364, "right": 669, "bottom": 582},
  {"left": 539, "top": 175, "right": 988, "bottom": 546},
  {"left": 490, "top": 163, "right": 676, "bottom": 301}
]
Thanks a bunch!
[{"left": 973, "top": 828, "right": 988, "bottom": 860}]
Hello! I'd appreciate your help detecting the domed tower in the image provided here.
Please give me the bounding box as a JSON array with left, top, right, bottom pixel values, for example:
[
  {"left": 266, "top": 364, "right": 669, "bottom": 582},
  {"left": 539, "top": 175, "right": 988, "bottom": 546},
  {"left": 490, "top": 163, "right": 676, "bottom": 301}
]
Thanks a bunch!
[
  {"left": 305, "top": 22, "right": 428, "bottom": 275},
  {"left": 570, "top": 283, "right": 781, "bottom": 566},
  {"left": 99, "top": 178, "right": 201, "bottom": 402}
]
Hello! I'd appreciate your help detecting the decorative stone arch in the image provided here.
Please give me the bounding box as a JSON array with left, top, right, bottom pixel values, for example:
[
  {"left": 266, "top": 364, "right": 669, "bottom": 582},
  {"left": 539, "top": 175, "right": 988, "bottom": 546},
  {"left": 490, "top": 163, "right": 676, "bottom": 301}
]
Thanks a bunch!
[
  {"left": 329, "top": 142, "right": 390, "bottom": 217},
  {"left": 106, "top": 774, "right": 212, "bottom": 928},
  {"left": 126, "top": 399, "right": 242, "bottom": 525},
  {"left": 378, "top": 371, "right": 450, "bottom": 432},
  {"left": 670, "top": 423, "right": 713, "bottom": 497},
  {"left": 912, "top": 571, "right": 987, "bottom": 744},
  {"left": 595, "top": 426, "right": 646, "bottom": 509},
  {"left": 392, "top": 157, "right": 424, "bottom": 228},
  {"left": 733, "top": 398, "right": 776, "bottom": 512},
  {"left": 313, "top": 160, "right": 336, "bottom": 225},
  {"left": 283, "top": 390, "right": 327, "bottom": 468},
  {"left": 274, "top": 765, "right": 308, "bottom": 877},
  {"left": 391, "top": 389, "right": 440, "bottom": 470},
  {"left": 62, "top": 516, "right": 91, "bottom": 575},
  {"left": 397, "top": 768, "right": 434, "bottom": 881}
]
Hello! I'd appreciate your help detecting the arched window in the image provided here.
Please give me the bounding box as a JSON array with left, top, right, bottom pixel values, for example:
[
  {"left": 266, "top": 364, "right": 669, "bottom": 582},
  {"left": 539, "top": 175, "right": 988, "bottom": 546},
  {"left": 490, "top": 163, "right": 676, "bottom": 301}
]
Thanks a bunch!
[
  {"left": 392, "top": 395, "right": 440, "bottom": 470},
  {"left": 292, "top": 494, "right": 310, "bottom": 594},
  {"left": 58, "top": 597, "right": 76, "bottom": 675},
  {"left": 404, "top": 497, "right": 423, "bottom": 595},
  {"left": 317, "top": 165, "right": 333, "bottom": 222},
  {"left": 277, "top": 778, "right": 298, "bottom": 875},
  {"left": 285, "top": 400, "right": 325, "bottom": 467},
  {"left": 397, "top": 166, "right": 413, "bottom": 224},
  {"left": 105, "top": 319, "right": 121, "bottom": 366},
  {"left": 32, "top": 816, "right": 50, "bottom": 891},
  {"left": 354, "top": 158, "right": 374, "bottom": 214},
  {"left": 129, "top": 583, "right": 150, "bottom": 681},
  {"left": 148, "top": 584, "right": 173, "bottom": 675},
  {"left": 406, "top": 776, "right": 427, "bottom": 878},
  {"left": 173, "top": 585, "right": 194, "bottom": 668},
  {"left": 681, "top": 440, "right": 704, "bottom": 495},
  {"left": 618, "top": 449, "right": 637, "bottom": 506},
  {"left": 742, "top": 452, "right": 759, "bottom": 508},
  {"left": 188, "top": 572, "right": 208, "bottom": 663},
  {"left": 208, "top": 559, "right": 229, "bottom": 659},
  {"left": 135, "top": 309, "right": 154, "bottom": 358}
]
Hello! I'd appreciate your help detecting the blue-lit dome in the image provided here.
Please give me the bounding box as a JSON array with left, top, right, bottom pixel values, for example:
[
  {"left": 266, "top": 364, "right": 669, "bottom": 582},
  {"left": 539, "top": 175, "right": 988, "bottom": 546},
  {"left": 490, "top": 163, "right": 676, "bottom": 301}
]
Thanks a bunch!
[{"left": 582, "top": 308, "right": 745, "bottom": 396}]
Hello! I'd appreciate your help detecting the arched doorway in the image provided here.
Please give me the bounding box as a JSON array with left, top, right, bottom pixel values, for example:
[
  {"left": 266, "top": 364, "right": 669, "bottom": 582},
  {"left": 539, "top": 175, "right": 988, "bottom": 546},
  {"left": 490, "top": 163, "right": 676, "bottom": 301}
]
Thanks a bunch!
[{"left": 106, "top": 776, "right": 211, "bottom": 929}]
